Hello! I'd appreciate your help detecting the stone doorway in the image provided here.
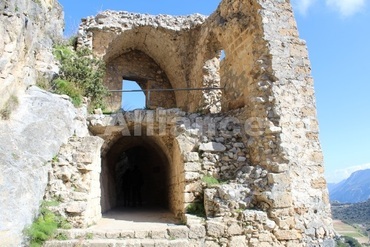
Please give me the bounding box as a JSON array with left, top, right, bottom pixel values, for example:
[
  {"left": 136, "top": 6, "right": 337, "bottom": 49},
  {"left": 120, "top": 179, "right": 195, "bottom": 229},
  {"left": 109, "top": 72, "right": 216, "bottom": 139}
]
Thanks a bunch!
[{"left": 100, "top": 134, "right": 183, "bottom": 220}]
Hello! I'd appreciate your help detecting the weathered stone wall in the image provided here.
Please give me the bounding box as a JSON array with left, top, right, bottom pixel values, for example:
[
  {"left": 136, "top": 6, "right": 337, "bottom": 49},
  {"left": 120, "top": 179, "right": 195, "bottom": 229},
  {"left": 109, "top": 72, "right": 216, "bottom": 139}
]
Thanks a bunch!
[
  {"left": 86, "top": 106, "right": 334, "bottom": 246},
  {"left": 206, "top": 1, "right": 334, "bottom": 245},
  {"left": 73, "top": 0, "right": 335, "bottom": 246},
  {"left": 78, "top": 12, "right": 221, "bottom": 112},
  {"left": 44, "top": 136, "right": 104, "bottom": 228}
]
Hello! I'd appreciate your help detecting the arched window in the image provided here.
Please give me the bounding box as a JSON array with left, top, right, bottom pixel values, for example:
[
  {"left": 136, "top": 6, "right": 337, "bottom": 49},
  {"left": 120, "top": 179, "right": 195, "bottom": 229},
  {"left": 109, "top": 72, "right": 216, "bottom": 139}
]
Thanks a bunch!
[
  {"left": 220, "top": 49, "right": 226, "bottom": 61},
  {"left": 121, "top": 80, "right": 146, "bottom": 110}
]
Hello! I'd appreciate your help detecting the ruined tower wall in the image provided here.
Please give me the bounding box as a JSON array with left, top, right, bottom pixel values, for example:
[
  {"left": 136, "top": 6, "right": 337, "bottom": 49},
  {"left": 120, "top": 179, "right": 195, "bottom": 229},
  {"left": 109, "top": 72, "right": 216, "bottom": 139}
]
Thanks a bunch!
[
  {"left": 76, "top": 0, "right": 335, "bottom": 245},
  {"left": 78, "top": 13, "right": 208, "bottom": 111},
  {"left": 206, "top": 0, "right": 334, "bottom": 244}
]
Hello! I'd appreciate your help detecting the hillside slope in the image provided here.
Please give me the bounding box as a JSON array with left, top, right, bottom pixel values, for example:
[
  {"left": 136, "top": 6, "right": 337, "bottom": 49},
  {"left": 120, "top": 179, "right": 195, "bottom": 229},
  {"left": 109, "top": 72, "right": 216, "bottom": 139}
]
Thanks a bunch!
[
  {"left": 332, "top": 199, "right": 370, "bottom": 230},
  {"left": 329, "top": 169, "right": 370, "bottom": 203}
]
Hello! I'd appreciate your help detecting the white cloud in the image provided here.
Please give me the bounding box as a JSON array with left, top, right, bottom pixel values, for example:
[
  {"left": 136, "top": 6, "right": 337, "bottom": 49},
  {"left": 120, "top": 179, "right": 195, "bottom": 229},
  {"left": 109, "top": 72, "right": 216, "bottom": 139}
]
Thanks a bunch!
[
  {"left": 326, "top": 163, "right": 370, "bottom": 183},
  {"left": 292, "top": 0, "right": 366, "bottom": 16},
  {"left": 326, "top": 0, "right": 366, "bottom": 16},
  {"left": 292, "top": 0, "right": 317, "bottom": 15}
]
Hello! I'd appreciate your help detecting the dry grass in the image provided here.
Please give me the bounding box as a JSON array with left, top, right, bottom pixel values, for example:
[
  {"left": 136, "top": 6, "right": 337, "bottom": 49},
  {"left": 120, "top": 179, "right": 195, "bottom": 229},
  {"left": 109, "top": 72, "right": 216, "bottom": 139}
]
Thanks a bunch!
[
  {"left": 0, "top": 95, "right": 19, "bottom": 120},
  {"left": 333, "top": 220, "right": 369, "bottom": 245}
]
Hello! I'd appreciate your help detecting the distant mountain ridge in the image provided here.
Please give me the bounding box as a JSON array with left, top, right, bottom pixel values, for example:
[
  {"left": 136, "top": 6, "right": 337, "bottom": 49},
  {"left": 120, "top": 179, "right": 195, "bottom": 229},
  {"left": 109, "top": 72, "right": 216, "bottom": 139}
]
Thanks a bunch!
[{"left": 329, "top": 169, "right": 370, "bottom": 203}]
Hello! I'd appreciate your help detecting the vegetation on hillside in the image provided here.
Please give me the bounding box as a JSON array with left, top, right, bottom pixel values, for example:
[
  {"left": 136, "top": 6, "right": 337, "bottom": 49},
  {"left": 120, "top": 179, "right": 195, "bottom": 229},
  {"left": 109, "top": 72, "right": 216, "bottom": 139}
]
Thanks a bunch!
[
  {"left": 332, "top": 199, "right": 370, "bottom": 246},
  {"left": 24, "top": 200, "right": 71, "bottom": 247},
  {"left": 336, "top": 236, "right": 363, "bottom": 247},
  {"left": 332, "top": 199, "right": 370, "bottom": 229},
  {"left": 41, "top": 37, "right": 109, "bottom": 111}
]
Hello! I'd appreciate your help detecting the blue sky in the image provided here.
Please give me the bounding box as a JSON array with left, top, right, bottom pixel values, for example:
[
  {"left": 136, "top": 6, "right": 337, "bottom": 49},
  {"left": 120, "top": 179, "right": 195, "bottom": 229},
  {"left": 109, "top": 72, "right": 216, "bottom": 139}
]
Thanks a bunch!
[{"left": 59, "top": 0, "right": 370, "bottom": 183}]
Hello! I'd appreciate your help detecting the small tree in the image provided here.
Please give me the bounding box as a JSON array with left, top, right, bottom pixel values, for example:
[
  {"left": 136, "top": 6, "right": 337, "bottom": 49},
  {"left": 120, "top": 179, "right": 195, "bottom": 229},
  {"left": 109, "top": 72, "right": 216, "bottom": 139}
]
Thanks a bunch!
[{"left": 53, "top": 41, "right": 108, "bottom": 110}]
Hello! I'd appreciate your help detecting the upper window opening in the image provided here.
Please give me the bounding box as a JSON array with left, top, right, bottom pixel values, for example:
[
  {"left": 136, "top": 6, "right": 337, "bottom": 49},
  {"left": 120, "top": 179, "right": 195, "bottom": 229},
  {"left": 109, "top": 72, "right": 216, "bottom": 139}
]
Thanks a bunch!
[
  {"left": 121, "top": 80, "right": 146, "bottom": 111},
  {"left": 220, "top": 50, "right": 226, "bottom": 61}
]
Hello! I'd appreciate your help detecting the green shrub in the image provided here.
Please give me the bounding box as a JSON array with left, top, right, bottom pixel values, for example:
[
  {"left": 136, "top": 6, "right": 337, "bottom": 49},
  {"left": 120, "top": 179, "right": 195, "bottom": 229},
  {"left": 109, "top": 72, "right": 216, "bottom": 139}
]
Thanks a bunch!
[
  {"left": 202, "top": 175, "right": 220, "bottom": 186},
  {"left": 25, "top": 210, "right": 58, "bottom": 246},
  {"left": 25, "top": 201, "right": 71, "bottom": 247},
  {"left": 186, "top": 202, "right": 206, "bottom": 217},
  {"left": 36, "top": 76, "right": 51, "bottom": 90},
  {"left": 343, "top": 236, "right": 362, "bottom": 247},
  {"left": 42, "top": 200, "right": 60, "bottom": 207},
  {"left": 53, "top": 79, "right": 83, "bottom": 107},
  {"left": 336, "top": 236, "right": 363, "bottom": 247},
  {"left": 55, "top": 233, "right": 68, "bottom": 240},
  {"left": 52, "top": 43, "right": 108, "bottom": 110}
]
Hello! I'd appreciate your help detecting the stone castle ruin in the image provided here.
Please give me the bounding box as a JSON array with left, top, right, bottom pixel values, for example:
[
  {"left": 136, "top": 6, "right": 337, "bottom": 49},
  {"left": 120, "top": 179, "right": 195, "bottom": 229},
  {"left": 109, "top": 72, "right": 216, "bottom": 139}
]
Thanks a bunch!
[{"left": 0, "top": 0, "right": 335, "bottom": 246}]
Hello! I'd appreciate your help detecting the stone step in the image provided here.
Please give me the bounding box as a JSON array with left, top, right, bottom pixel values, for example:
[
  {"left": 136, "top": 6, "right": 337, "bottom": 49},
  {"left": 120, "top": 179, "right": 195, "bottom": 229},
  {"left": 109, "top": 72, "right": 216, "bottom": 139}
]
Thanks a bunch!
[
  {"left": 51, "top": 225, "right": 191, "bottom": 241},
  {"left": 43, "top": 224, "right": 208, "bottom": 247},
  {"left": 43, "top": 215, "right": 208, "bottom": 246},
  {"left": 44, "top": 238, "right": 190, "bottom": 247}
]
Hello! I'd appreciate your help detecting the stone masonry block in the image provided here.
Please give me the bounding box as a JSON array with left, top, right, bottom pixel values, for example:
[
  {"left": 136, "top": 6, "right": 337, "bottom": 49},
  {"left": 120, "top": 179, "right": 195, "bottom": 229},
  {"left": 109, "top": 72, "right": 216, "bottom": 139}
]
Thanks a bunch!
[
  {"left": 168, "top": 239, "right": 189, "bottom": 247},
  {"left": 120, "top": 230, "right": 135, "bottom": 238},
  {"left": 134, "top": 230, "right": 149, "bottom": 239},
  {"left": 274, "top": 230, "right": 302, "bottom": 240},
  {"left": 150, "top": 229, "right": 167, "bottom": 239},
  {"left": 229, "top": 236, "right": 247, "bottom": 247},
  {"left": 189, "top": 224, "right": 206, "bottom": 239},
  {"left": 105, "top": 231, "right": 121, "bottom": 238},
  {"left": 184, "top": 162, "right": 201, "bottom": 172},
  {"left": 185, "top": 172, "right": 200, "bottom": 181},
  {"left": 73, "top": 153, "right": 93, "bottom": 164},
  {"left": 167, "top": 226, "right": 189, "bottom": 239},
  {"left": 199, "top": 142, "right": 226, "bottom": 152},
  {"left": 184, "top": 152, "right": 200, "bottom": 162},
  {"left": 205, "top": 240, "right": 221, "bottom": 247},
  {"left": 139, "top": 239, "right": 156, "bottom": 247},
  {"left": 206, "top": 220, "right": 226, "bottom": 238},
  {"left": 227, "top": 222, "right": 243, "bottom": 236}
]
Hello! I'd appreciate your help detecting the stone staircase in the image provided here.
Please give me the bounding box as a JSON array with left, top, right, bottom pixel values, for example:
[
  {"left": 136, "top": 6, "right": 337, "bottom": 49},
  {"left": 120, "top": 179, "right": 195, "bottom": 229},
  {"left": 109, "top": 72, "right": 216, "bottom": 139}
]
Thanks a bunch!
[
  {"left": 44, "top": 215, "right": 206, "bottom": 247},
  {"left": 44, "top": 226, "right": 192, "bottom": 247}
]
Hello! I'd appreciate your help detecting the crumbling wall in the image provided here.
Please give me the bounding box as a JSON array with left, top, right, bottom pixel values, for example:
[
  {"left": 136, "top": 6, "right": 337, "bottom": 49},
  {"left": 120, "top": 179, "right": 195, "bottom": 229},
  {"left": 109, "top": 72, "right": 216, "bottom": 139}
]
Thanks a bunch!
[
  {"left": 77, "top": 0, "right": 335, "bottom": 246},
  {"left": 86, "top": 105, "right": 333, "bottom": 246},
  {"left": 78, "top": 12, "right": 221, "bottom": 112},
  {"left": 44, "top": 136, "right": 104, "bottom": 228},
  {"left": 208, "top": 1, "right": 334, "bottom": 245}
]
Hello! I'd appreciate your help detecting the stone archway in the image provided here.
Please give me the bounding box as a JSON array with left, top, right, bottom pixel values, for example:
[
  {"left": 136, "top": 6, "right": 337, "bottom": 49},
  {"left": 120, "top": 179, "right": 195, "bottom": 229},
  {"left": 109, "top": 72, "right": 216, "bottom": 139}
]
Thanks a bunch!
[
  {"left": 105, "top": 49, "right": 177, "bottom": 110},
  {"left": 101, "top": 136, "right": 170, "bottom": 212},
  {"left": 97, "top": 123, "right": 186, "bottom": 219}
]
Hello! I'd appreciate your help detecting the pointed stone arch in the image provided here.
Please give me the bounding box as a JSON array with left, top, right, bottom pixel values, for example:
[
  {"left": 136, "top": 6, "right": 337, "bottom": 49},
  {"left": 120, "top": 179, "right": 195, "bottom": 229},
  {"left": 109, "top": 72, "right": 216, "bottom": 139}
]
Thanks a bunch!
[
  {"left": 99, "top": 123, "right": 185, "bottom": 217},
  {"left": 105, "top": 49, "right": 176, "bottom": 110}
]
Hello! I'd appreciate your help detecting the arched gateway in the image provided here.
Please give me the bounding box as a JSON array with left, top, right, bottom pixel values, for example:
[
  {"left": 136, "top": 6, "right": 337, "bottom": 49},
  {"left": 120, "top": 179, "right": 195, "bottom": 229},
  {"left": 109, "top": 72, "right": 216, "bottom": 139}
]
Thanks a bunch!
[{"left": 45, "top": 0, "right": 336, "bottom": 246}]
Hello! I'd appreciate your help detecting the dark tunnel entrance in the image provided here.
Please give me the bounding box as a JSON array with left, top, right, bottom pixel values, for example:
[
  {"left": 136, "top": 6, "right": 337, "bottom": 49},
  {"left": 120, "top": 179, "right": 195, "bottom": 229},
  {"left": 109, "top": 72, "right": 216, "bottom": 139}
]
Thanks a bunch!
[
  {"left": 115, "top": 146, "right": 169, "bottom": 208},
  {"left": 101, "top": 136, "right": 173, "bottom": 214}
]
